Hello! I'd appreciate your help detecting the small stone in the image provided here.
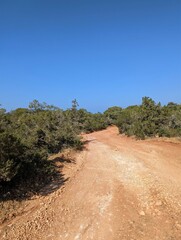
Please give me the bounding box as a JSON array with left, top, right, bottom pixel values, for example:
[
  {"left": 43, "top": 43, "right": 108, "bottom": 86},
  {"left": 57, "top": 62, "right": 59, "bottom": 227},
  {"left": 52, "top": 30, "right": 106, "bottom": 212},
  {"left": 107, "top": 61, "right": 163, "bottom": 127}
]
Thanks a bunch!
[
  {"left": 8, "top": 213, "right": 15, "bottom": 218},
  {"left": 139, "top": 211, "right": 145, "bottom": 216},
  {"left": 176, "top": 223, "right": 181, "bottom": 229},
  {"left": 128, "top": 221, "right": 134, "bottom": 225},
  {"left": 155, "top": 200, "right": 162, "bottom": 206}
]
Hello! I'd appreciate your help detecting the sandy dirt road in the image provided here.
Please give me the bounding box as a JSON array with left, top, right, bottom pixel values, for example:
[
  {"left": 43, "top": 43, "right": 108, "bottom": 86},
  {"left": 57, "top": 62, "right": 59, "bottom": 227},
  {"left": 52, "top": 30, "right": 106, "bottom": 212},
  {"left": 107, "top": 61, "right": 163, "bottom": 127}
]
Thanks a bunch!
[{"left": 1, "top": 126, "right": 181, "bottom": 240}]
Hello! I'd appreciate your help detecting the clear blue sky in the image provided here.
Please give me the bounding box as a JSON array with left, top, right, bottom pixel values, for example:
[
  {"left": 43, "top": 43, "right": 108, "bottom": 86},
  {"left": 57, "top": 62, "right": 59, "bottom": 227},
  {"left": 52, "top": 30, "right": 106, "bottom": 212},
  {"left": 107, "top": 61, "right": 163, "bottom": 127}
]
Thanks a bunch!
[{"left": 0, "top": 0, "right": 181, "bottom": 112}]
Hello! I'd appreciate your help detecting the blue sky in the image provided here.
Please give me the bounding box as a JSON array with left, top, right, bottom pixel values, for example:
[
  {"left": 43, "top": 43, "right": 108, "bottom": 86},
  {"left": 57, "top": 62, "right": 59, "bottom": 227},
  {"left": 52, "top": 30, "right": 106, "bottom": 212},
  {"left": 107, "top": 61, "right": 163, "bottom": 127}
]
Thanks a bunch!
[{"left": 0, "top": 0, "right": 181, "bottom": 112}]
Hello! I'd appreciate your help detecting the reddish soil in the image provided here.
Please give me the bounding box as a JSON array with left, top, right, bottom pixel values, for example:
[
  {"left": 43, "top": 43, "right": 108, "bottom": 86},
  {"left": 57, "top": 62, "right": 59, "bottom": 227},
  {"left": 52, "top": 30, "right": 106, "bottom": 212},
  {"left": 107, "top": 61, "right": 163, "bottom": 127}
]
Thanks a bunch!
[{"left": 1, "top": 126, "right": 181, "bottom": 240}]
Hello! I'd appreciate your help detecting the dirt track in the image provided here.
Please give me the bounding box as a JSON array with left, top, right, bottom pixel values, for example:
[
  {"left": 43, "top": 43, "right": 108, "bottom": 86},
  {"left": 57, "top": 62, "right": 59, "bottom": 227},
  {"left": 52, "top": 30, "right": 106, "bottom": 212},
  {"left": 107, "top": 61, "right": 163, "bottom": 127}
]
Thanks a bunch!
[{"left": 1, "top": 126, "right": 181, "bottom": 240}]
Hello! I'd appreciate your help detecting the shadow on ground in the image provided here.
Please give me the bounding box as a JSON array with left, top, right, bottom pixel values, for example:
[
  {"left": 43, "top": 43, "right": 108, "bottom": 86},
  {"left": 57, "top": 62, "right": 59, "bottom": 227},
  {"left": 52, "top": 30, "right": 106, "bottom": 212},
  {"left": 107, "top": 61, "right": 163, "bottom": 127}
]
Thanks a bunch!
[
  {"left": 82, "top": 139, "right": 96, "bottom": 147},
  {"left": 0, "top": 155, "right": 75, "bottom": 224},
  {"left": 39, "top": 156, "right": 76, "bottom": 196},
  {"left": 0, "top": 155, "right": 75, "bottom": 201}
]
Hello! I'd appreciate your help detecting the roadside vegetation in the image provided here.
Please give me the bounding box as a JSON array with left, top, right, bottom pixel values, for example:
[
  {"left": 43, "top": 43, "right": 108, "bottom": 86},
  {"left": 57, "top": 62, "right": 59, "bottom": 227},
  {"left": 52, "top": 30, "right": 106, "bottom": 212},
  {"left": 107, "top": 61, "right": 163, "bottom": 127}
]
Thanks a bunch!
[
  {"left": 0, "top": 99, "right": 108, "bottom": 200},
  {"left": 113, "top": 97, "right": 181, "bottom": 139},
  {"left": 0, "top": 97, "right": 180, "bottom": 198}
]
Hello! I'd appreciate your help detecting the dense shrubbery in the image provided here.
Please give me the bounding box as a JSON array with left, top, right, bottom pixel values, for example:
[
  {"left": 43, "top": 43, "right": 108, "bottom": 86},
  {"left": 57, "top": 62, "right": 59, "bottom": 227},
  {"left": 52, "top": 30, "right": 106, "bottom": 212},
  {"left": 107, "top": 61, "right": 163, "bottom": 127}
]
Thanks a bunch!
[
  {"left": 0, "top": 100, "right": 82, "bottom": 185},
  {"left": 104, "top": 106, "right": 122, "bottom": 125},
  {"left": 0, "top": 100, "right": 108, "bottom": 186},
  {"left": 115, "top": 97, "right": 181, "bottom": 139}
]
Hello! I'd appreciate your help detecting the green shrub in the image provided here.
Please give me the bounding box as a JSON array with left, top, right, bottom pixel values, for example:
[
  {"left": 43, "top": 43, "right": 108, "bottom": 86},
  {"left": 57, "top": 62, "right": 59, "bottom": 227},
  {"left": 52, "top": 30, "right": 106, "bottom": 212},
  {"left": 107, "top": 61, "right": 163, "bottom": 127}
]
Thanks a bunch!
[{"left": 115, "top": 97, "right": 181, "bottom": 139}]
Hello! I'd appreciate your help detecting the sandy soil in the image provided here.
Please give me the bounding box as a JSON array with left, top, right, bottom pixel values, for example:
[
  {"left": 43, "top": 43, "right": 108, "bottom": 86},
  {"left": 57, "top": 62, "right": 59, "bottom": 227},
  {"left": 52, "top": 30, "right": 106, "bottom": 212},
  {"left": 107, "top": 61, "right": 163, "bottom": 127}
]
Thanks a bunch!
[{"left": 0, "top": 126, "right": 181, "bottom": 240}]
